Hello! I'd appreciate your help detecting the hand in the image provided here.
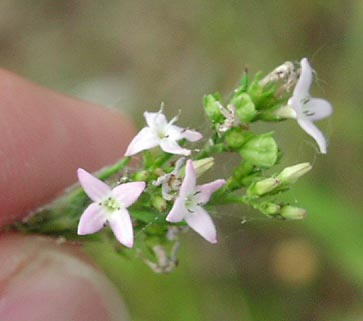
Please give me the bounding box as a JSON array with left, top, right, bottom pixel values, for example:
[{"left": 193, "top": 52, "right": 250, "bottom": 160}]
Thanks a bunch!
[{"left": 0, "top": 69, "right": 135, "bottom": 321}]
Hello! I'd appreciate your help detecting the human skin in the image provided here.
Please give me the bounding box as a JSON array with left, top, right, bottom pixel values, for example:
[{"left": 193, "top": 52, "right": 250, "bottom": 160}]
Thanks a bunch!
[{"left": 0, "top": 69, "right": 135, "bottom": 320}]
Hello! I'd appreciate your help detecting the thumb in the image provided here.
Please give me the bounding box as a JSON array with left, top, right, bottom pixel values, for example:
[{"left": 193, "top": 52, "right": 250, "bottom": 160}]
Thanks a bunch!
[{"left": 0, "top": 234, "right": 130, "bottom": 321}]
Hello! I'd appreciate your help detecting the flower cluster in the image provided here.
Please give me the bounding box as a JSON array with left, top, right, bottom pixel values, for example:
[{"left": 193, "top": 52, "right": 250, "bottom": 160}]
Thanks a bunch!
[
  {"left": 78, "top": 111, "right": 225, "bottom": 248},
  {"left": 13, "top": 57, "right": 332, "bottom": 272},
  {"left": 75, "top": 57, "right": 333, "bottom": 253}
]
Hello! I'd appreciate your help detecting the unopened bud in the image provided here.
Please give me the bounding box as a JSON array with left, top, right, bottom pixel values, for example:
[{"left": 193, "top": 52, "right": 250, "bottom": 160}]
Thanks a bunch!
[
  {"left": 277, "top": 163, "right": 312, "bottom": 184},
  {"left": 230, "top": 93, "right": 257, "bottom": 123},
  {"left": 225, "top": 128, "right": 248, "bottom": 149},
  {"left": 280, "top": 206, "right": 307, "bottom": 220},
  {"left": 193, "top": 157, "right": 214, "bottom": 177},
  {"left": 151, "top": 195, "right": 167, "bottom": 212},
  {"left": 248, "top": 177, "right": 280, "bottom": 196},
  {"left": 203, "top": 94, "right": 223, "bottom": 123},
  {"left": 181, "top": 158, "right": 214, "bottom": 178},
  {"left": 258, "top": 202, "right": 281, "bottom": 215},
  {"left": 134, "top": 170, "right": 149, "bottom": 181},
  {"left": 240, "top": 133, "right": 278, "bottom": 168}
]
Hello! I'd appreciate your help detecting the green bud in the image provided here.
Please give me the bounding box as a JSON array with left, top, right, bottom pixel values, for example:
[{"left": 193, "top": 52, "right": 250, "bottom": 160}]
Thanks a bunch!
[
  {"left": 277, "top": 163, "right": 312, "bottom": 184},
  {"left": 192, "top": 157, "right": 214, "bottom": 177},
  {"left": 258, "top": 202, "right": 281, "bottom": 215},
  {"left": 248, "top": 73, "right": 277, "bottom": 110},
  {"left": 248, "top": 177, "right": 280, "bottom": 196},
  {"left": 234, "top": 71, "right": 249, "bottom": 95},
  {"left": 203, "top": 94, "right": 223, "bottom": 123},
  {"left": 134, "top": 170, "right": 149, "bottom": 181},
  {"left": 180, "top": 157, "right": 214, "bottom": 178},
  {"left": 227, "top": 162, "right": 256, "bottom": 190},
  {"left": 230, "top": 93, "right": 257, "bottom": 123},
  {"left": 151, "top": 195, "right": 167, "bottom": 212},
  {"left": 239, "top": 133, "right": 278, "bottom": 168},
  {"left": 280, "top": 206, "right": 307, "bottom": 220},
  {"left": 224, "top": 128, "right": 248, "bottom": 149}
]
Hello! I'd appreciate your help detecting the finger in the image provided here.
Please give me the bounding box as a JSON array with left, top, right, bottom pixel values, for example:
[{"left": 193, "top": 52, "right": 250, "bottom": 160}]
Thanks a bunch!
[
  {"left": 0, "top": 69, "right": 136, "bottom": 226},
  {"left": 0, "top": 234, "right": 130, "bottom": 321}
]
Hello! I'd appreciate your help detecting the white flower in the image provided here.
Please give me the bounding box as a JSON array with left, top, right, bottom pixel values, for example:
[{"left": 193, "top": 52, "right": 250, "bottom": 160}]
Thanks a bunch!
[
  {"left": 77, "top": 168, "right": 145, "bottom": 248},
  {"left": 166, "top": 160, "right": 225, "bottom": 244},
  {"left": 153, "top": 157, "right": 185, "bottom": 201},
  {"left": 288, "top": 58, "right": 333, "bottom": 154},
  {"left": 125, "top": 110, "right": 202, "bottom": 156},
  {"left": 217, "top": 102, "right": 240, "bottom": 133},
  {"left": 153, "top": 157, "right": 215, "bottom": 201}
]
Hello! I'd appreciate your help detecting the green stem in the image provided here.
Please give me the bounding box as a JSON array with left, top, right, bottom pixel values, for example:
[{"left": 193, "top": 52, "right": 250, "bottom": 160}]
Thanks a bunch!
[
  {"left": 10, "top": 157, "right": 132, "bottom": 236},
  {"left": 97, "top": 157, "right": 131, "bottom": 180},
  {"left": 150, "top": 152, "right": 173, "bottom": 170}
]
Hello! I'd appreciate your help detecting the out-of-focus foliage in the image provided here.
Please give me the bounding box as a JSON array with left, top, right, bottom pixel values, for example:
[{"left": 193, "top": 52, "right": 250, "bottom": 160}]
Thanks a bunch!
[{"left": 1, "top": 1, "right": 362, "bottom": 320}]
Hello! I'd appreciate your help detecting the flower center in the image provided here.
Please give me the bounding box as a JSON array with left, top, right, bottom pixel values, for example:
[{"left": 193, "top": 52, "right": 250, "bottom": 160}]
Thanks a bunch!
[
  {"left": 101, "top": 197, "right": 122, "bottom": 212},
  {"left": 184, "top": 191, "right": 202, "bottom": 213},
  {"left": 158, "top": 131, "right": 168, "bottom": 139},
  {"left": 156, "top": 127, "right": 169, "bottom": 140}
]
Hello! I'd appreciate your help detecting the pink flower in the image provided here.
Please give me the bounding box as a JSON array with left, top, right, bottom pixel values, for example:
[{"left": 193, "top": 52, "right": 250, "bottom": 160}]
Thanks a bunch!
[
  {"left": 77, "top": 168, "right": 145, "bottom": 248},
  {"left": 166, "top": 160, "right": 225, "bottom": 244},
  {"left": 125, "top": 110, "right": 202, "bottom": 156},
  {"left": 288, "top": 58, "right": 333, "bottom": 154}
]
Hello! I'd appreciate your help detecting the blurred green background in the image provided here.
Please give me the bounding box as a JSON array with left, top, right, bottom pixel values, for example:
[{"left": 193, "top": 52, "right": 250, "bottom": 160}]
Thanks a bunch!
[{"left": 1, "top": 1, "right": 362, "bottom": 320}]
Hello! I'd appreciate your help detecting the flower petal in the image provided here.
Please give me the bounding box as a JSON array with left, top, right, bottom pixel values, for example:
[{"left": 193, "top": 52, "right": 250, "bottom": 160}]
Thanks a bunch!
[
  {"left": 166, "top": 196, "right": 188, "bottom": 222},
  {"left": 182, "top": 129, "right": 203, "bottom": 142},
  {"left": 112, "top": 181, "right": 146, "bottom": 207},
  {"left": 301, "top": 98, "right": 333, "bottom": 121},
  {"left": 77, "top": 203, "right": 106, "bottom": 235},
  {"left": 294, "top": 58, "right": 312, "bottom": 100},
  {"left": 179, "top": 160, "right": 196, "bottom": 197},
  {"left": 297, "top": 118, "right": 328, "bottom": 154},
  {"left": 77, "top": 168, "right": 111, "bottom": 202},
  {"left": 184, "top": 207, "right": 217, "bottom": 244},
  {"left": 166, "top": 125, "right": 185, "bottom": 141},
  {"left": 144, "top": 111, "right": 168, "bottom": 129},
  {"left": 159, "top": 139, "right": 191, "bottom": 156},
  {"left": 124, "top": 127, "right": 159, "bottom": 156},
  {"left": 166, "top": 125, "right": 202, "bottom": 142},
  {"left": 196, "top": 179, "right": 226, "bottom": 205},
  {"left": 109, "top": 209, "right": 134, "bottom": 248}
]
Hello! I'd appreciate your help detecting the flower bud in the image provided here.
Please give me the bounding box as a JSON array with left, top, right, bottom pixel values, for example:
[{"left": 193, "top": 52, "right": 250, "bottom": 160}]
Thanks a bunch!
[
  {"left": 258, "top": 202, "right": 281, "bottom": 215},
  {"left": 225, "top": 128, "right": 248, "bottom": 149},
  {"left": 248, "top": 178, "right": 280, "bottom": 196},
  {"left": 277, "top": 163, "right": 312, "bottom": 184},
  {"left": 230, "top": 93, "right": 257, "bottom": 123},
  {"left": 180, "top": 158, "right": 214, "bottom": 178},
  {"left": 134, "top": 170, "right": 149, "bottom": 181},
  {"left": 227, "top": 162, "right": 255, "bottom": 190},
  {"left": 151, "top": 195, "right": 168, "bottom": 212},
  {"left": 280, "top": 206, "right": 307, "bottom": 220},
  {"left": 192, "top": 157, "right": 214, "bottom": 177},
  {"left": 239, "top": 133, "right": 278, "bottom": 168},
  {"left": 203, "top": 94, "right": 223, "bottom": 123}
]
